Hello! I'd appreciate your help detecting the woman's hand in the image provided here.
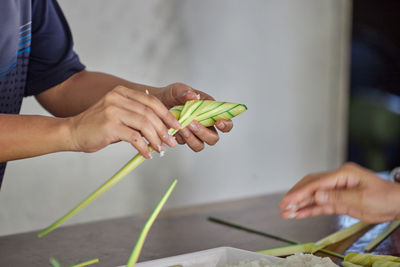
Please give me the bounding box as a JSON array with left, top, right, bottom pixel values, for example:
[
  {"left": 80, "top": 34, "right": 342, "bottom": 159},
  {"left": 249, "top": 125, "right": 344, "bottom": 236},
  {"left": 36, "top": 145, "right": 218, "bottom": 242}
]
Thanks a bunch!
[
  {"left": 156, "top": 83, "right": 234, "bottom": 152},
  {"left": 68, "top": 85, "right": 181, "bottom": 158},
  {"left": 279, "top": 162, "right": 400, "bottom": 223}
]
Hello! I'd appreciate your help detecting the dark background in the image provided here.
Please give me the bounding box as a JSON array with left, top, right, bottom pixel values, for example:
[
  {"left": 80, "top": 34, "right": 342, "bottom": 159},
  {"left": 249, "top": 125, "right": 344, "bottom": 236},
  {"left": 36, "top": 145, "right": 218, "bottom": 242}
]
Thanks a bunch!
[{"left": 348, "top": 0, "right": 400, "bottom": 171}]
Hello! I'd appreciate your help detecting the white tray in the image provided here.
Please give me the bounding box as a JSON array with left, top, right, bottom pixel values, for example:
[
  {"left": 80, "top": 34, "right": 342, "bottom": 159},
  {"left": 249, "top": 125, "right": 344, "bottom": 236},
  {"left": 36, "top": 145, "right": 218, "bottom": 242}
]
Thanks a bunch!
[{"left": 118, "top": 247, "right": 281, "bottom": 267}]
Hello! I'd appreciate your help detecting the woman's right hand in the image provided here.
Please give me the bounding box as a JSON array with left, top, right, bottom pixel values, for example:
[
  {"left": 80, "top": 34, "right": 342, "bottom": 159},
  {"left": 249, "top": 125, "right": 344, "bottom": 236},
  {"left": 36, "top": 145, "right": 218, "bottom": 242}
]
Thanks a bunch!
[
  {"left": 279, "top": 163, "right": 400, "bottom": 223},
  {"left": 68, "top": 85, "right": 181, "bottom": 158}
]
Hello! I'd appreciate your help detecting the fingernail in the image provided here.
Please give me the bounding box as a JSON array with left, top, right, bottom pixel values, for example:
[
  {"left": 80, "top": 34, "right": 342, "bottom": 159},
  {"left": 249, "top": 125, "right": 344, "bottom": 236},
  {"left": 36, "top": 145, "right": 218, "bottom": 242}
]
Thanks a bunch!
[
  {"left": 181, "top": 128, "right": 190, "bottom": 138},
  {"left": 183, "top": 90, "right": 191, "bottom": 97},
  {"left": 168, "top": 129, "right": 174, "bottom": 136},
  {"left": 145, "top": 89, "right": 150, "bottom": 95},
  {"left": 196, "top": 94, "right": 201, "bottom": 100},
  {"left": 174, "top": 122, "right": 182, "bottom": 130},
  {"left": 169, "top": 136, "right": 177, "bottom": 146},
  {"left": 217, "top": 121, "right": 225, "bottom": 130},
  {"left": 163, "top": 134, "right": 177, "bottom": 147},
  {"left": 157, "top": 144, "right": 166, "bottom": 157},
  {"left": 189, "top": 121, "right": 199, "bottom": 132},
  {"left": 148, "top": 152, "right": 153, "bottom": 159},
  {"left": 288, "top": 212, "right": 297, "bottom": 219},
  {"left": 285, "top": 204, "right": 297, "bottom": 211}
]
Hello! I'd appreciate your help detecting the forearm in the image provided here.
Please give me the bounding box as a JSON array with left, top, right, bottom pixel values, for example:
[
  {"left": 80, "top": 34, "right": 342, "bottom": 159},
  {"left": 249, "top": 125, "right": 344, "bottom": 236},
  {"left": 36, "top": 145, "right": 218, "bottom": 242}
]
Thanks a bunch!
[
  {"left": 36, "top": 70, "right": 162, "bottom": 117},
  {"left": 0, "top": 114, "right": 74, "bottom": 162}
]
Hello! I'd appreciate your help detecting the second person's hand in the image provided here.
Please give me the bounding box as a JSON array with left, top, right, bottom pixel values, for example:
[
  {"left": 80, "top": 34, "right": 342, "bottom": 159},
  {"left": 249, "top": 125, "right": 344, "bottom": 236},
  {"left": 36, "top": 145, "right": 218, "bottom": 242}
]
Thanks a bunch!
[
  {"left": 279, "top": 162, "right": 400, "bottom": 223},
  {"left": 68, "top": 85, "right": 181, "bottom": 158}
]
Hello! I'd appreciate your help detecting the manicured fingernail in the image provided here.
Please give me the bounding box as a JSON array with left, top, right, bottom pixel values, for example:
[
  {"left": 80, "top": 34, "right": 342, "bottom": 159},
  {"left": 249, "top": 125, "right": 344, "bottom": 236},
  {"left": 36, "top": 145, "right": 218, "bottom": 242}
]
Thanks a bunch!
[
  {"left": 145, "top": 89, "right": 150, "bottom": 95},
  {"left": 286, "top": 204, "right": 297, "bottom": 211},
  {"left": 174, "top": 122, "right": 182, "bottom": 130},
  {"left": 169, "top": 136, "right": 177, "bottom": 146},
  {"left": 181, "top": 128, "right": 190, "bottom": 138},
  {"left": 157, "top": 144, "right": 166, "bottom": 157},
  {"left": 189, "top": 121, "right": 199, "bottom": 132},
  {"left": 163, "top": 134, "right": 177, "bottom": 147},
  {"left": 196, "top": 94, "right": 201, "bottom": 100},
  {"left": 148, "top": 152, "right": 153, "bottom": 159},
  {"left": 288, "top": 212, "right": 297, "bottom": 219}
]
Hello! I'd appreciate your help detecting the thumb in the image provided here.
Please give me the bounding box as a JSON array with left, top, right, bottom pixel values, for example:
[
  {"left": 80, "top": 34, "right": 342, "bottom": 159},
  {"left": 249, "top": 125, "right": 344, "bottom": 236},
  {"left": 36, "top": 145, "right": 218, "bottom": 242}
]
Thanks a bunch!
[
  {"left": 315, "top": 189, "right": 359, "bottom": 211},
  {"left": 170, "top": 85, "right": 198, "bottom": 105}
]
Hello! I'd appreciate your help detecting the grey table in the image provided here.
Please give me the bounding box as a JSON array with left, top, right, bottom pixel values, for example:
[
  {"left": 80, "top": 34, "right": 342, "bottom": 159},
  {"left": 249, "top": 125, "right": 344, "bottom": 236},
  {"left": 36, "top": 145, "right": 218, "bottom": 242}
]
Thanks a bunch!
[{"left": 1, "top": 193, "right": 398, "bottom": 267}]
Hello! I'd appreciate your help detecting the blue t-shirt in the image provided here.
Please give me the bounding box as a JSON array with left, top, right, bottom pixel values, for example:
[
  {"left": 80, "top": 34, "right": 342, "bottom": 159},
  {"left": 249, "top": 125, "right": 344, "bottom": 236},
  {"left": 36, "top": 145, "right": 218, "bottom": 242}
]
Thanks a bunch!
[{"left": 0, "top": 0, "right": 85, "bottom": 186}]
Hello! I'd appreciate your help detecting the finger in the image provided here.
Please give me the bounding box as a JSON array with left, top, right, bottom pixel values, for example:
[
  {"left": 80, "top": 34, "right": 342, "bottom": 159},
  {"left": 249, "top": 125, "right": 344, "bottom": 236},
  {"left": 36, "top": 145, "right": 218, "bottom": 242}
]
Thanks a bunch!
[
  {"left": 296, "top": 205, "right": 336, "bottom": 219},
  {"left": 315, "top": 189, "right": 358, "bottom": 214},
  {"left": 179, "top": 127, "right": 205, "bottom": 152},
  {"left": 116, "top": 108, "right": 165, "bottom": 153},
  {"left": 188, "top": 121, "right": 219, "bottom": 146},
  {"left": 191, "top": 88, "right": 215, "bottom": 101},
  {"left": 215, "top": 120, "right": 233, "bottom": 133},
  {"left": 116, "top": 125, "right": 151, "bottom": 159},
  {"left": 113, "top": 94, "right": 178, "bottom": 148},
  {"left": 279, "top": 173, "right": 351, "bottom": 211},
  {"left": 175, "top": 133, "right": 186, "bottom": 145},
  {"left": 114, "top": 86, "right": 181, "bottom": 130}
]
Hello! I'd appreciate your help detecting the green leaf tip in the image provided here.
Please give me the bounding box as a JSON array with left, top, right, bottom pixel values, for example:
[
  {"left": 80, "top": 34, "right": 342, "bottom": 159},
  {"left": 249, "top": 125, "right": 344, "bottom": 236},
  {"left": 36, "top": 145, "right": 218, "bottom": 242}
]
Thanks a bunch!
[
  {"left": 49, "top": 257, "right": 99, "bottom": 267},
  {"left": 50, "top": 258, "right": 61, "bottom": 267},
  {"left": 126, "top": 179, "right": 177, "bottom": 267},
  {"left": 171, "top": 100, "right": 247, "bottom": 128},
  {"left": 38, "top": 153, "right": 146, "bottom": 238}
]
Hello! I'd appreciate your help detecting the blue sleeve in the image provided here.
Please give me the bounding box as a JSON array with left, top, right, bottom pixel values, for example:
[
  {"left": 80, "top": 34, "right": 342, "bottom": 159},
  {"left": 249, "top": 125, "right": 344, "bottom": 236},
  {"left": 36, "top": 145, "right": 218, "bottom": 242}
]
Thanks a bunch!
[{"left": 25, "top": 0, "right": 85, "bottom": 96}]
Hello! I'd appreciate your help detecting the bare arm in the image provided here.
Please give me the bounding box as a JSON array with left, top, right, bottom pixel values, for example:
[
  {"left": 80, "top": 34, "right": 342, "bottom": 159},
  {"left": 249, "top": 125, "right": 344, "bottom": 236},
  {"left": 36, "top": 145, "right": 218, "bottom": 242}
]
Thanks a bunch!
[
  {"left": 0, "top": 114, "right": 72, "bottom": 162},
  {"left": 36, "top": 70, "right": 234, "bottom": 152},
  {"left": 35, "top": 70, "right": 160, "bottom": 117},
  {"left": 0, "top": 70, "right": 234, "bottom": 163}
]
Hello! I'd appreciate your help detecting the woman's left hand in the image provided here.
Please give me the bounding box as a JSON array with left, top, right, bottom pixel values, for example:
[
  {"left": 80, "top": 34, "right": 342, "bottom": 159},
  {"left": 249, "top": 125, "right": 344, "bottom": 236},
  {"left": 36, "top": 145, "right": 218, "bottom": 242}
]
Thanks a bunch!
[{"left": 157, "top": 83, "right": 233, "bottom": 152}]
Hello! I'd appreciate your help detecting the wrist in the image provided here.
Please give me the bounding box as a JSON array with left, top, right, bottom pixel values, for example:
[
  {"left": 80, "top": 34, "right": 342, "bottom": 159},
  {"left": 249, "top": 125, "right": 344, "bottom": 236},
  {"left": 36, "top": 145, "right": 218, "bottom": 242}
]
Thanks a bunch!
[
  {"left": 389, "top": 183, "right": 400, "bottom": 220},
  {"left": 59, "top": 117, "right": 80, "bottom": 152}
]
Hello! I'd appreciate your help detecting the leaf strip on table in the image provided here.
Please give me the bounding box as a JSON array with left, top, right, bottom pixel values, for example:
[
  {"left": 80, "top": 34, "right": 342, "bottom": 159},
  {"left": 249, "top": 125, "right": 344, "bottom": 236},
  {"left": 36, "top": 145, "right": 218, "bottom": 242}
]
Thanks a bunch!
[
  {"left": 70, "top": 258, "right": 99, "bottom": 267},
  {"left": 365, "top": 221, "right": 400, "bottom": 252},
  {"left": 345, "top": 253, "right": 400, "bottom": 266},
  {"left": 208, "top": 216, "right": 343, "bottom": 259},
  {"left": 315, "top": 221, "right": 370, "bottom": 248},
  {"left": 126, "top": 179, "right": 177, "bottom": 267}
]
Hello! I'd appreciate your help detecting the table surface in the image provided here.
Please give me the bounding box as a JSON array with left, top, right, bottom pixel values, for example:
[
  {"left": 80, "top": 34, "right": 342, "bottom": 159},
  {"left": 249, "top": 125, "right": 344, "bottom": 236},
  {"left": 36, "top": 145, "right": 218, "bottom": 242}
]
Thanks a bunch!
[{"left": 0, "top": 193, "right": 399, "bottom": 267}]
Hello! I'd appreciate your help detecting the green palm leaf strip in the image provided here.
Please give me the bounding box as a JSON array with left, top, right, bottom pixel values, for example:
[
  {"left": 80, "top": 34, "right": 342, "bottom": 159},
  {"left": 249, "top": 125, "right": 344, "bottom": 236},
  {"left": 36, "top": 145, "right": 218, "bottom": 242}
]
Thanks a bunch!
[
  {"left": 344, "top": 253, "right": 400, "bottom": 267},
  {"left": 314, "top": 221, "right": 370, "bottom": 247},
  {"left": 50, "top": 258, "right": 61, "bottom": 267},
  {"left": 70, "top": 258, "right": 99, "bottom": 267},
  {"left": 364, "top": 221, "right": 400, "bottom": 252},
  {"left": 126, "top": 179, "right": 177, "bottom": 267},
  {"left": 49, "top": 257, "right": 99, "bottom": 267},
  {"left": 259, "top": 221, "right": 369, "bottom": 257},
  {"left": 208, "top": 216, "right": 343, "bottom": 258},
  {"left": 372, "top": 261, "right": 400, "bottom": 267},
  {"left": 38, "top": 100, "right": 246, "bottom": 238},
  {"left": 342, "top": 261, "right": 364, "bottom": 267}
]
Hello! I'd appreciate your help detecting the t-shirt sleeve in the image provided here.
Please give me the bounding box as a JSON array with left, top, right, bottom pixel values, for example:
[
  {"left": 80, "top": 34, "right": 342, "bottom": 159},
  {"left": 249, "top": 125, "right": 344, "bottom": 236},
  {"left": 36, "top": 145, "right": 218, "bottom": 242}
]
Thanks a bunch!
[{"left": 25, "top": 0, "right": 85, "bottom": 96}]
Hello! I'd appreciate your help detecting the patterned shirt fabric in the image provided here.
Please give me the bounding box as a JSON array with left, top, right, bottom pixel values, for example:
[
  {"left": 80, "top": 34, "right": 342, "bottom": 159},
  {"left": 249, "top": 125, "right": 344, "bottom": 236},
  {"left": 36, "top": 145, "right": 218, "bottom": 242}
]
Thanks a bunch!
[{"left": 0, "top": 0, "right": 85, "bottom": 187}]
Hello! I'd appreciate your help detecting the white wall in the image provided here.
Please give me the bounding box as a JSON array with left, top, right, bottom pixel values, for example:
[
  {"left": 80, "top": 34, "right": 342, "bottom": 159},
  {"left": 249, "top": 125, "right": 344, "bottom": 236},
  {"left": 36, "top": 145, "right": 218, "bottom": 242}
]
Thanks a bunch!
[{"left": 0, "top": 0, "right": 351, "bottom": 236}]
